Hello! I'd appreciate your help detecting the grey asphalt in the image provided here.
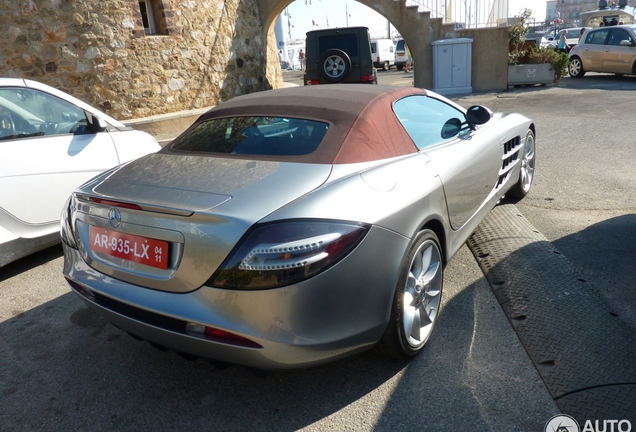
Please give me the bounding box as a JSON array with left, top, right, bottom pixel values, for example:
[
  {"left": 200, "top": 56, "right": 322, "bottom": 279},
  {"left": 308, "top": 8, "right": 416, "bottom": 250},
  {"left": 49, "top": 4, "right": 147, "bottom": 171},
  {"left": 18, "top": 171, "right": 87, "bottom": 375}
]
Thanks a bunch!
[
  {"left": 452, "top": 73, "right": 636, "bottom": 425},
  {"left": 2, "top": 71, "right": 635, "bottom": 430},
  {"left": 0, "top": 243, "right": 559, "bottom": 431}
]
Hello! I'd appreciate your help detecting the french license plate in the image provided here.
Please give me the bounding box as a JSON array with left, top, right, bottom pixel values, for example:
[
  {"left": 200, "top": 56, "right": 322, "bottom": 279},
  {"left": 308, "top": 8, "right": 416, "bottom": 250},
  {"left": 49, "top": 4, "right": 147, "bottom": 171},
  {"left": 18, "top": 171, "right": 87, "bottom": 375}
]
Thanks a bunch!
[{"left": 89, "top": 226, "right": 169, "bottom": 270}]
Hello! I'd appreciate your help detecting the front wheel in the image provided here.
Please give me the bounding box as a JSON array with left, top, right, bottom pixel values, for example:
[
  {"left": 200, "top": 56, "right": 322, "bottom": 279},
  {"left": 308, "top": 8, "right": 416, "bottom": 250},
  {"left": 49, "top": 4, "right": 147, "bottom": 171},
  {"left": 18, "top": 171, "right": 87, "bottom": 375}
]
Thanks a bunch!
[
  {"left": 376, "top": 230, "right": 443, "bottom": 359},
  {"left": 507, "top": 129, "right": 536, "bottom": 200},
  {"left": 569, "top": 56, "right": 586, "bottom": 78}
]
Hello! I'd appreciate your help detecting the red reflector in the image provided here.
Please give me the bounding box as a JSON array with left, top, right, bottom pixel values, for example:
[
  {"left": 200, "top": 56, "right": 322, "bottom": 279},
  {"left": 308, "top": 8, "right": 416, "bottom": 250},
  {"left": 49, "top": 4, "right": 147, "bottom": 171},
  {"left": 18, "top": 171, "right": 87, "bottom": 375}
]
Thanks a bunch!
[
  {"left": 203, "top": 327, "right": 262, "bottom": 348},
  {"left": 90, "top": 198, "right": 142, "bottom": 210},
  {"left": 306, "top": 79, "right": 320, "bottom": 85},
  {"left": 361, "top": 74, "right": 375, "bottom": 82}
]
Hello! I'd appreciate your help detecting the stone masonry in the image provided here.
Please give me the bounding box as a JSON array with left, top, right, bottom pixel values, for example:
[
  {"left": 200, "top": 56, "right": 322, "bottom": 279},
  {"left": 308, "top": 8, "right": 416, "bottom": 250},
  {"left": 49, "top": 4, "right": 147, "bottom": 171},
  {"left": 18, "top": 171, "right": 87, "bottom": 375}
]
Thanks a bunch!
[{"left": 0, "top": 0, "right": 283, "bottom": 120}]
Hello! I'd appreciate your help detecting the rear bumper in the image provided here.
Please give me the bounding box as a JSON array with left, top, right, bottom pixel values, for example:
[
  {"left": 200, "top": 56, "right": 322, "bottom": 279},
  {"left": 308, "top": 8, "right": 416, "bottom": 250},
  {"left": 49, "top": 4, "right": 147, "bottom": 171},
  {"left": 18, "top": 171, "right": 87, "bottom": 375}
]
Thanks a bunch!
[{"left": 62, "top": 225, "right": 409, "bottom": 369}]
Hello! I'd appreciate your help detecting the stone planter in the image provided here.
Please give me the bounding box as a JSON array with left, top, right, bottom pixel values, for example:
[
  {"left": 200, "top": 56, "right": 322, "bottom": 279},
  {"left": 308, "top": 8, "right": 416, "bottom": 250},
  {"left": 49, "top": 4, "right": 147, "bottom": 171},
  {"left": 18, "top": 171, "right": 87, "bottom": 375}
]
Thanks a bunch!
[{"left": 508, "top": 63, "right": 554, "bottom": 86}]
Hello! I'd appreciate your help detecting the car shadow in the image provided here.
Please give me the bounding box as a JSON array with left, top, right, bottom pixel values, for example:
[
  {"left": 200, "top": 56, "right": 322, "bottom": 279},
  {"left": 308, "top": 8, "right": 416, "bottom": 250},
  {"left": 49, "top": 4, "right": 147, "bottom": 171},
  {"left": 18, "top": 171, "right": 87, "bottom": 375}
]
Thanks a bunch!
[
  {"left": 464, "top": 206, "right": 636, "bottom": 423},
  {"left": 558, "top": 73, "right": 636, "bottom": 91},
  {"left": 551, "top": 213, "right": 636, "bottom": 332},
  {"left": 0, "top": 244, "right": 63, "bottom": 282},
  {"left": 0, "top": 245, "right": 556, "bottom": 431}
]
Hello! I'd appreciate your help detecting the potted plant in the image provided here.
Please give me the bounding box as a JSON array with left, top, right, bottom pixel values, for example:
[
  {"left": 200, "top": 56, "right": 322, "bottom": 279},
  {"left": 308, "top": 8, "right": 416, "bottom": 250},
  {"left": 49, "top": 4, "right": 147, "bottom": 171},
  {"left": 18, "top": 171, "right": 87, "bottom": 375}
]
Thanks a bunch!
[
  {"left": 526, "top": 46, "right": 570, "bottom": 85},
  {"left": 508, "top": 9, "right": 568, "bottom": 86}
]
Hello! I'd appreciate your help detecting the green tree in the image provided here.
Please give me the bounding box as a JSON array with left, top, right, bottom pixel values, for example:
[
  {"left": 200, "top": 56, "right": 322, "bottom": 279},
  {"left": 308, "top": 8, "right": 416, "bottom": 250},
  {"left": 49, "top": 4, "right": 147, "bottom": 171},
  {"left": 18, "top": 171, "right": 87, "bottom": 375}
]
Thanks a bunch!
[{"left": 508, "top": 9, "right": 533, "bottom": 65}]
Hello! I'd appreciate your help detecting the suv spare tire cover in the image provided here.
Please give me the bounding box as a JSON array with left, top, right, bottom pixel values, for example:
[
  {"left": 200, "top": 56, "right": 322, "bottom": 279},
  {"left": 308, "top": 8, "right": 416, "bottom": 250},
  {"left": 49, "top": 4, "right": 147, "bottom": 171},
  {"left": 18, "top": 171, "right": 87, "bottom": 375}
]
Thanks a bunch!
[{"left": 319, "top": 49, "right": 352, "bottom": 83}]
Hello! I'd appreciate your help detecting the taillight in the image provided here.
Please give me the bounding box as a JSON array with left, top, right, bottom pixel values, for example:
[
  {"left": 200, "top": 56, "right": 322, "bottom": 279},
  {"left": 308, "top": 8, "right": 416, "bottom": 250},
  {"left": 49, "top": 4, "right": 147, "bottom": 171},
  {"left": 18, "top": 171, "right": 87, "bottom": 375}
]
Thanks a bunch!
[
  {"left": 60, "top": 196, "right": 78, "bottom": 249},
  {"left": 306, "top": 79, "right": 320, "bottom": 85},
  {"left": 376, "top": 56, "right": 380, "bottom": 62},
  {"left": 361, "top": 74, "right": 375, "bottom": 82},
  {"left": 207, "top": 220, "right": 370, "bottom": 289}
]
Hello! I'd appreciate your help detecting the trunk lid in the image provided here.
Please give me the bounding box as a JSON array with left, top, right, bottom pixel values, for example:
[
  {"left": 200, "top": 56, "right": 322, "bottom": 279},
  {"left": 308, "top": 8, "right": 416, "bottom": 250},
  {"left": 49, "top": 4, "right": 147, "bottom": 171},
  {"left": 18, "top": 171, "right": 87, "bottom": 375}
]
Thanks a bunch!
[{"left": 74, "top": 154, "right": 332, "bottom": 293}]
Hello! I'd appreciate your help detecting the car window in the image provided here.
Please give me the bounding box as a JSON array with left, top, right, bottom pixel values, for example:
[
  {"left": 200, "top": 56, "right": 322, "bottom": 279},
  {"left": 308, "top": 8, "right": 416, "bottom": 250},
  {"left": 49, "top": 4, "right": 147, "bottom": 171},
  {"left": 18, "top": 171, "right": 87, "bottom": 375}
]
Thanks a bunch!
[
  {"left": 371, "top": 42, "right": 377, "bottom": 52},
  {"left": 170, "top": 116, "right": 329, "bottom": 156},
  {"left": 393, "top": 95, "right": 467, "bottom": 150},
  {"left": 0, "top": 87, "right": 89, "bottom": 140},
  {"left": 587, "top": 29, "right": 609, "bottom": 45},
  {"left": 608, "top": 28, "right": 633, "bottom": 45},
  {"left": 396, "top": 40, "right": 405, "bottom": 51},
  {"left": 318, "top": 34, "right": 358, "bottom": 57}
]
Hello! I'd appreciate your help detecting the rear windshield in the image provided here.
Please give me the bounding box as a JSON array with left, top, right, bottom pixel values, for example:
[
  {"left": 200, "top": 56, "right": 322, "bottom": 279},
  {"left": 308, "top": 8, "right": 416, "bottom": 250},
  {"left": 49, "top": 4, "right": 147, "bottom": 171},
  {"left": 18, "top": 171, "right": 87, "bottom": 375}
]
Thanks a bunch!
[
  {"left": 395, "top": 40, "right": 405, "bottom": 51},
  {"left": 318, "top": 34, "right": 358, "bottom": 57},
  {"left": 170, "top": 116, "right": 329, "bottom": 156}
]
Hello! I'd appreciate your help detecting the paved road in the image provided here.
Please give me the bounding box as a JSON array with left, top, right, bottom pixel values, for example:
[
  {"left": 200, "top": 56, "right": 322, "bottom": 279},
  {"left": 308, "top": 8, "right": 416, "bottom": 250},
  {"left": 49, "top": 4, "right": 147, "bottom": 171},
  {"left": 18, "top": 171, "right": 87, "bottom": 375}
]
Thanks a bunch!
[
  {"left": 0, "top": 243, "right": 558, "bottom": 431},
  {"left": 283, "top": 68, "right": 414, "bottom": 87},
  {"left": 2, "top": 71, "right": 635, "bottom": 430}
]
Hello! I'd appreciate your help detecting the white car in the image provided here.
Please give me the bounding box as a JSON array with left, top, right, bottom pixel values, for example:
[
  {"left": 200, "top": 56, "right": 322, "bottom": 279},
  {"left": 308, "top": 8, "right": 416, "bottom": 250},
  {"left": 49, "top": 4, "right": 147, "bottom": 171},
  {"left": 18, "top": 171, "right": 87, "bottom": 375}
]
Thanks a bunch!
[{"left": 0, "top": 78, "right": 161, "bottom": 267}]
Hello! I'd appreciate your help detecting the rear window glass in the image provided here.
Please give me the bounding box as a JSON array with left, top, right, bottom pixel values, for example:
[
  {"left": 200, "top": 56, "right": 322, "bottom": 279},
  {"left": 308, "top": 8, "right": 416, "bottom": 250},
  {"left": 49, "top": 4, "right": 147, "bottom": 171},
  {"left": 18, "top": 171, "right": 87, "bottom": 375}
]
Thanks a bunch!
[
  {"left": 170, "top": 116, "right": 329, "bottom": 156},
  {"left": 395, "top": 40, "right": 405, "bottom": 51},
  {"left": 318, "top": 34, "right": 358, "bottom": 57}
]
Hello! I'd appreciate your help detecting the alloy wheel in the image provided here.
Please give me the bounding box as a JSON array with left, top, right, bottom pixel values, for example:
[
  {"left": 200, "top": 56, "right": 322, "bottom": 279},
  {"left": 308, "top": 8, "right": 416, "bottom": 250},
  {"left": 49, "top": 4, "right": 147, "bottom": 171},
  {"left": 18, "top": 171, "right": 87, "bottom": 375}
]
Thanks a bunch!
[{"left": 402, "top": 238, "right": 443, "bottom": 349}]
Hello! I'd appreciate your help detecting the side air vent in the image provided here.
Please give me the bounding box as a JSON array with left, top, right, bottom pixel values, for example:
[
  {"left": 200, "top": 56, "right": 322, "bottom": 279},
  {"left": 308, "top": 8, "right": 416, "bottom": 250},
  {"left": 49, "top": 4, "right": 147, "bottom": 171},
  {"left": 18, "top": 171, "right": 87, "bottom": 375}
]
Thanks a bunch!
[{"left": 495, "top": 136, "right": 522, "bottom": 189}]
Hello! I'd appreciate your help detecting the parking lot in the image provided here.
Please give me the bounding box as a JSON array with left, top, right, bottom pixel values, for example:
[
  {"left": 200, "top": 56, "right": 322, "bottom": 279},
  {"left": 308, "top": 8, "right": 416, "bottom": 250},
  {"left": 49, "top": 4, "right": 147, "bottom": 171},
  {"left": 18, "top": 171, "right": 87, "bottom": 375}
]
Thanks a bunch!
[{"left": 2, "top": 71, "right": 636, "bottom": 430}]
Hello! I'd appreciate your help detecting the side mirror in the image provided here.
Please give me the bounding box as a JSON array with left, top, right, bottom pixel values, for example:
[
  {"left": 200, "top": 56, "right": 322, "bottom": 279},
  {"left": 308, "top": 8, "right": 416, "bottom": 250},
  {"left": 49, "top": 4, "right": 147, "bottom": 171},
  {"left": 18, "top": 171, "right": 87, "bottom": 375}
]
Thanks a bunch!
[
  {"left": 86, "top": 112, "right": 107, "bottom": 133},
  {"left": 441, "top": 118, "right": 462, "bottom": 139},
  {"left": 466, "top": 105, "right": 493, "bottom": 128},
  {"left": 619, "top": 39, "right": 633, "bottom": 46}
]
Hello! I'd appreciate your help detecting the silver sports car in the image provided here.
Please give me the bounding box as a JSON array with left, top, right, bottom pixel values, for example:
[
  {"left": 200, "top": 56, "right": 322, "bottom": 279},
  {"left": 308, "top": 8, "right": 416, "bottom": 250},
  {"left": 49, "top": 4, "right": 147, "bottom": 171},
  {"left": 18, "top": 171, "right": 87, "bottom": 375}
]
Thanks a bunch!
[{"left": 61, "top": 85, "right": 535, "bottom": 370}]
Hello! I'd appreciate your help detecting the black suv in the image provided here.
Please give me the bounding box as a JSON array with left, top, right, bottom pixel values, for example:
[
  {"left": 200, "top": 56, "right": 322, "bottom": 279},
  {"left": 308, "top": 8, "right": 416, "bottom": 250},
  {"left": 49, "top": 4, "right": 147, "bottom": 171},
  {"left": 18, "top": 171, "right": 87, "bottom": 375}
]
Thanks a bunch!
[{"left": 304, "top": 26, "right": 377, "bottom": 85}]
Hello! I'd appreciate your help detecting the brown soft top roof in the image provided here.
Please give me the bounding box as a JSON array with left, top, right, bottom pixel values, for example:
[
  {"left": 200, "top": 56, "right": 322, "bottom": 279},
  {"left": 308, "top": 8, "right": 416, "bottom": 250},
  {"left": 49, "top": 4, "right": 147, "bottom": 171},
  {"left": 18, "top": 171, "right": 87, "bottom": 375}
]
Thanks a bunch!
[{"left": 170, "top": 84, "right": 426, "bottom": 164}]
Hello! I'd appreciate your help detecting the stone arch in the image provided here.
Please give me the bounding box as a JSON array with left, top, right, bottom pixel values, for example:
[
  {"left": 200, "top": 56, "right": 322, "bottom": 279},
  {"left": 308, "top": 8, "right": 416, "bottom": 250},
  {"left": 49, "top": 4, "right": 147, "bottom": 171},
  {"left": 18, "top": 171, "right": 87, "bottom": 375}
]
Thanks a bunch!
[{"left": 258, "top": 0, "right": 456, "bottom": 88}]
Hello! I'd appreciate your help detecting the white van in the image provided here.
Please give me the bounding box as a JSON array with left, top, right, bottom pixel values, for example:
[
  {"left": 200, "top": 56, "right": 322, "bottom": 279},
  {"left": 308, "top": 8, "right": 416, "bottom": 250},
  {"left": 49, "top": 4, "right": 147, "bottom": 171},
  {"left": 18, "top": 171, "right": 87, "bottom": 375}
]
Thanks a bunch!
[
  {"left": 371, "top": 39, "right": 395, "bottom": 71},
  {"left": 394, "top": 39, "right": 410, "bottom": 71}
]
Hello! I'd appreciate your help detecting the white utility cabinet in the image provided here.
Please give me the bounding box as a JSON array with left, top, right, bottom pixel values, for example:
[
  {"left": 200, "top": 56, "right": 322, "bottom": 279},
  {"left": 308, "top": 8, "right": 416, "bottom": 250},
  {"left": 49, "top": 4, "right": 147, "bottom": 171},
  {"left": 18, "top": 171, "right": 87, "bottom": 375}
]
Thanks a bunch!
[{"left": 432, "top": 38, "right": 473, "bottom": 95}]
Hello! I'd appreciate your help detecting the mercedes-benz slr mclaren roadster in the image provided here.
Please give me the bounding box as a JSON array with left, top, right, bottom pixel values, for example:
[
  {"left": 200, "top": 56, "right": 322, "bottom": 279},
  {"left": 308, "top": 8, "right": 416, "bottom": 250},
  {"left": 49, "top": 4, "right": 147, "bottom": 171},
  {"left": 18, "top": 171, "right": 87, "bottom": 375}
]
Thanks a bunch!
[{"left": 61, "top": 85, "right": 535, "bottom": 370}]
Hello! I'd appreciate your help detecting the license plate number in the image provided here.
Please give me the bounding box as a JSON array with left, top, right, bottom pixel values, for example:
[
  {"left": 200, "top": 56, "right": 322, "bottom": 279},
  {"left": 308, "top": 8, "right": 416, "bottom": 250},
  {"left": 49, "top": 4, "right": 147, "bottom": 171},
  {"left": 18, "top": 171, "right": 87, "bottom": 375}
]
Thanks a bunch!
[{"left": 89, "top": 226, "right": 169, "bottom": 270}]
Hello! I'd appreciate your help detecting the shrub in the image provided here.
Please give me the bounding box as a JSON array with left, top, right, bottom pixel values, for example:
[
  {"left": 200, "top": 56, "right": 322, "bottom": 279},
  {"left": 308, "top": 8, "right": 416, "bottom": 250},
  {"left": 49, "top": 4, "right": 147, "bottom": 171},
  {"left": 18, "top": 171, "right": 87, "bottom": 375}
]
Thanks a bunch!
[{"left": 527, "top": 46, "right": 570, "bottom": 84}]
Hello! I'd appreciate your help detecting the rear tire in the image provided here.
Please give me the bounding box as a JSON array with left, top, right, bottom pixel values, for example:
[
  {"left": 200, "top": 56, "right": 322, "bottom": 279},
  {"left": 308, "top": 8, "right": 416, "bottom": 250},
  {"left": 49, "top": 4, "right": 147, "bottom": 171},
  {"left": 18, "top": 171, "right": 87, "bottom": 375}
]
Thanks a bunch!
[
  {"left": 376, "top": 229, "right": 443, "bottom": 359},
  {"left": 397, "top": 64, "right": 404, "bottom": 71},
  {"left": 382, "top": 61, "right": 390, "bottom": 71}
]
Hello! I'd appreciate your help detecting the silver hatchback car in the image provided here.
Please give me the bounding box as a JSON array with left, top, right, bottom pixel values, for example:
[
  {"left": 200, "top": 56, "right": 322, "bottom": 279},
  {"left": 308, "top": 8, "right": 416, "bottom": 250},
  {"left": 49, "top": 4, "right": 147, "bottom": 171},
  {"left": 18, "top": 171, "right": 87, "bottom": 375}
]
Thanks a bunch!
[{"left": 569, "top": 24, "right": 636, "bottom": 77}]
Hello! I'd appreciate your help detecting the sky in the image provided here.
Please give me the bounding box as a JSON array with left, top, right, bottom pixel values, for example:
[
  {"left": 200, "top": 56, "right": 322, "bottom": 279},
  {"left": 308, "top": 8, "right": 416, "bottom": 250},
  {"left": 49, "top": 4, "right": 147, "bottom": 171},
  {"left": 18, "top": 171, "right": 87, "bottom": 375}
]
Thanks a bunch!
[{"left": 282, "top": 0, "right": 548, "bottom": 41}]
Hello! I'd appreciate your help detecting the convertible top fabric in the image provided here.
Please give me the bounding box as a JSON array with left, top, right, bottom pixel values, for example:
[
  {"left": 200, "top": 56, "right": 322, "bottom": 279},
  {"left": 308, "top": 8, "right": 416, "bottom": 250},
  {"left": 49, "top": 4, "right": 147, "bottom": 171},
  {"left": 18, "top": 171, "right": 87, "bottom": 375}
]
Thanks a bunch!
[{"left": 166, "top": 85, "right": 424, "bottom": 164}]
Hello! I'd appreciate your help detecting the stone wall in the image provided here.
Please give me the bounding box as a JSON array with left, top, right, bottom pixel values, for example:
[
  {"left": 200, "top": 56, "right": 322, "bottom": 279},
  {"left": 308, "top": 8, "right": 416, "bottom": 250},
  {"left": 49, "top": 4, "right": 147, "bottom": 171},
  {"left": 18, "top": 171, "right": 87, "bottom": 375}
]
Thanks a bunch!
[
  {"left": 0, "top": 0, "right": 281, "bottom": 120},
  {"left": 458, "top": 27, "right": 509, "bottom": 92}
]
